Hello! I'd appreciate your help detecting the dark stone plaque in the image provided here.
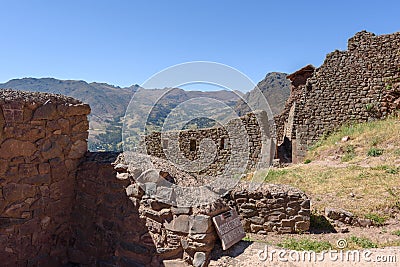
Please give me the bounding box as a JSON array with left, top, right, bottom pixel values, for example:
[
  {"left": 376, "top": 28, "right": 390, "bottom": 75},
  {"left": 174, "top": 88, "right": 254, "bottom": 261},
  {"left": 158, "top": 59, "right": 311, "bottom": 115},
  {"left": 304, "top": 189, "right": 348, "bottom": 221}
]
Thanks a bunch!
[{"left": 212, "top": 209, "right": 245, "bottom": 250}]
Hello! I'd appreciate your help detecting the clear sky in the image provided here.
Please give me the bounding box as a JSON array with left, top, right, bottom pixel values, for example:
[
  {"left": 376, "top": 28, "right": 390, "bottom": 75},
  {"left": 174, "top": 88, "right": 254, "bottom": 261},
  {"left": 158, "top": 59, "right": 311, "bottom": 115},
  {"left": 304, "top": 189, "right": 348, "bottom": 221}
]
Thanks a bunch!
[{"left": 0, "top": 0, "right": 399, "bottom": 90}]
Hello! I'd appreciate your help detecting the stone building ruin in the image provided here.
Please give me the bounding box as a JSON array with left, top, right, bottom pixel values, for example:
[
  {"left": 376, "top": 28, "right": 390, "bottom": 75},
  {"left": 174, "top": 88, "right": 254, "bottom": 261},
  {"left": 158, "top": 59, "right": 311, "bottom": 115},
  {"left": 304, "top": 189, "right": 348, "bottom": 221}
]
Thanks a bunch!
[
  {"left": 141, "top": 110, "right": 274, "bottom": 179},
  {"left": 1, "top": 30, "right": 398, "bottom": 266},
  {"left": 0, "top": 89, "right": 310, "bottom": 266},
  {"left": 275, "top": 31, "right": 400, "bottom": 163}
]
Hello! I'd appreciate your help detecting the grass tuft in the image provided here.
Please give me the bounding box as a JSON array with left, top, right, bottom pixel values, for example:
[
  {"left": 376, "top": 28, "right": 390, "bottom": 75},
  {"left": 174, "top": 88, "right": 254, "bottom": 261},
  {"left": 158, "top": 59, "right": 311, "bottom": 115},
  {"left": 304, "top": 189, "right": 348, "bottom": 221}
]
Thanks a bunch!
[
  {"left": 349, "top": 236, "right": 378, "bottom": 249},
  {"left": 364, "top": 213, "right": 387, "bottom": 226},
  {"left": 342, "top": 145, "right": 356, "bottom": 162},
  {"left": 367, "top": 147, "right": 384, "bottom": 157},
  {"left": 277, "top": 238, "right": 332, "bottom": 252},
  {"left": 264, "top": 169, "right": 289, "bottom": 182},
  {"left": 392, "top": 230, "right": 400, "bottom": 237}
]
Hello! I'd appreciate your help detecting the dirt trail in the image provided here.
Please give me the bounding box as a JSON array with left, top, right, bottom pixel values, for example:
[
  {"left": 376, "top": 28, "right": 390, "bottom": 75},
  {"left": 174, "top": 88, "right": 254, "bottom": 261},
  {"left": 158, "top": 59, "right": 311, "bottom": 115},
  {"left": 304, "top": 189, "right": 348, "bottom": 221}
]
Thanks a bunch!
[
  {"left": 209, "top": 241, "right": 400, "bottom": 266},
  {"left": 209, "top": 214, "right": 400, "bottom": 266}
]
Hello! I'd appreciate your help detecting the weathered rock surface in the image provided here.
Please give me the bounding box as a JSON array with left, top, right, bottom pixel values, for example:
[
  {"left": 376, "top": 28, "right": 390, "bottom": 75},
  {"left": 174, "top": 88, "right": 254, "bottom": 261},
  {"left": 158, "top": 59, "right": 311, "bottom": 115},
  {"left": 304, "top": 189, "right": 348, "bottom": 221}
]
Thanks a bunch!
[{"left": 0, "top": 90, "right": 89, "bottom": 266}]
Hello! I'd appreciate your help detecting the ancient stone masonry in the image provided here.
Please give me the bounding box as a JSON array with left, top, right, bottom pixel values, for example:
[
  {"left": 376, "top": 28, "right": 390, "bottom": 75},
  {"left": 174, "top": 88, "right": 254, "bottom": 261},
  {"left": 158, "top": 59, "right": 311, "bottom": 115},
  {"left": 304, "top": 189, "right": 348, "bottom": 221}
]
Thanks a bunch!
[
  {"left": 274, "top": 65, "right": 315, "bottom": 163},
  {"left": 143, "top": 110, "right": 275, "bottom": 178},
  {"left": 0, "top": 89, "right": 90, "bottom": 266},
  {"left": 4, "top": 30, "right": 400, "bottom": 266},
  {"left": 226, "top": 183, "right": 310, "bottom": 234},
  {"left": 276, "top": 31, "right": 400, "bottom": 163},
  {"left": 67, "top": 153, "right": 308, "bottom": 266},
  {"left": 0, "top": 90, "right": 310, "bottom": 266}
]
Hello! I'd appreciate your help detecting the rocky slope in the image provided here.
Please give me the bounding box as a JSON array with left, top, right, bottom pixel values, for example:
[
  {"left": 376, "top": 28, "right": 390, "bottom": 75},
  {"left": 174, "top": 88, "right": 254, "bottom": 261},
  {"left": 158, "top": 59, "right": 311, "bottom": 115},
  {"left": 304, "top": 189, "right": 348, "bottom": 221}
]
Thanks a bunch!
[{"left": 235, "top": 72, "right": 291, "bottom": 116}]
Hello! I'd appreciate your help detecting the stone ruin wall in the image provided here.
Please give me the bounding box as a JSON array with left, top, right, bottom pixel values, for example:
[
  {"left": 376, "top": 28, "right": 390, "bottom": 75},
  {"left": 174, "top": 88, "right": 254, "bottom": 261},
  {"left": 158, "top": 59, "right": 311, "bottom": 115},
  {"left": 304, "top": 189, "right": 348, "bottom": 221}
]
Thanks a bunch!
[
  {"left": 276, "top": 31, "right": 400, "bottom": 162},
  {"left": 0, "top": 90, "right": 310, "bottom": 266},
  {"left": 0, "top": 90, "right": 90, "bottom": 266},
  {"left": 229, "top": 184, "right": 310, "bottom": 235},
  {"left": 3, "top": 30, "right": 399, "bottom": 266},
  {"left": 66, "top": 152, "right": 310, "bottom": 266},
  {"left": 143, "top": 111, "right": 275, "bottom": 178}
]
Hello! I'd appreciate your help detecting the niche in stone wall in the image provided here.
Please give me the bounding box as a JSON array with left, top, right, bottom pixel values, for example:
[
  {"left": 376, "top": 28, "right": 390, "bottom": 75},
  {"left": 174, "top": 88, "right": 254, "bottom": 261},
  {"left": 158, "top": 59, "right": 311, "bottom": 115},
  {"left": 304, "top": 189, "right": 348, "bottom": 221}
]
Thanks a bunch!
[
  {"left": 190, "top": 139, "right": 196, "bottom": 151},
  {"left": 220, "top": 137, "right": 225, "bottom": 150}
]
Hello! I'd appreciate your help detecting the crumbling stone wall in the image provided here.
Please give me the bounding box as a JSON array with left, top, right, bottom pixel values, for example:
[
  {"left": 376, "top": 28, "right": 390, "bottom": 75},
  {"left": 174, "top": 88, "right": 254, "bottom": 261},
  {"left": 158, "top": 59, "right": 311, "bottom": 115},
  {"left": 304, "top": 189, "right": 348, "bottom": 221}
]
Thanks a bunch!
[
  {"left": 274, "top": 65, "right": 315, "bottom": 163},
  {"left": 68, "top": 152, "right": 231, "bottom": 266},
  {"left": 0, "top": 90, "right": 90, "bottom": 266},
  {"left": 68, "top": 152, "right": 310, "bottom": 266},
  {"left": 277, "top": 31, "right": 400, "bottom": 162},
  {"left": 227, "top": 184, "right": 310, "bottom": 234}
]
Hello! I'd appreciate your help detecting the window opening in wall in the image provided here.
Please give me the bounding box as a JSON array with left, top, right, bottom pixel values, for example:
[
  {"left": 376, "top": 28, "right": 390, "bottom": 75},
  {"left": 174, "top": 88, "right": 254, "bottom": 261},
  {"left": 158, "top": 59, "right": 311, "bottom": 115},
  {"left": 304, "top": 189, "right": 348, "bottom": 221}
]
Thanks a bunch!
[
  {"left": 220, "top": 138, "right": 225, "bottom": 150},
  {"left": 190, "top": 139, "right": 196, "bottom": 151},
  {"left": 162, "top": 139, "right": 168, "bottom": 149}
]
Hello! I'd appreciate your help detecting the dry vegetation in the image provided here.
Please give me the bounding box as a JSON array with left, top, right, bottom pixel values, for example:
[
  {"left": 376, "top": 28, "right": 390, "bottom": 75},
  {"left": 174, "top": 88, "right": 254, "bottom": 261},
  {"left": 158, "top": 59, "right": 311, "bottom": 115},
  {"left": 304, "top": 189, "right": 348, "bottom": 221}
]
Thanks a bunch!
[{"left": 265, "top": 114, "right": 400, "bottom": 218}]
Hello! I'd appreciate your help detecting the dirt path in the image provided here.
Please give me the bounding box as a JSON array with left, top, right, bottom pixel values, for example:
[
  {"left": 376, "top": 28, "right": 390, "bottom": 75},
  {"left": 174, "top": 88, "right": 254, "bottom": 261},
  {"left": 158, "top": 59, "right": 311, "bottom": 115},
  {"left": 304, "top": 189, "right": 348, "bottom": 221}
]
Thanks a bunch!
[
  {"left": 209, "top": 241, "right": 400, "bottom": 266},
  {"left": 209, "top": 218, "right": 400, "bottom": 267}
]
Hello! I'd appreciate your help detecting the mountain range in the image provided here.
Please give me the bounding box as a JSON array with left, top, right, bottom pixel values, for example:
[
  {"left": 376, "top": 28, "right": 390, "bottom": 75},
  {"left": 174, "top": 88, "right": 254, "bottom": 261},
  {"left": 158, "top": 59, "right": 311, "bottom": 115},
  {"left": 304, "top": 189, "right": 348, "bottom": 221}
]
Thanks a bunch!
[
  {"left": 0, "top": 73, "right": 291, "bottom": 151},
  {"left": 235, "top": 72, "right": 291, "bottom": 116}
]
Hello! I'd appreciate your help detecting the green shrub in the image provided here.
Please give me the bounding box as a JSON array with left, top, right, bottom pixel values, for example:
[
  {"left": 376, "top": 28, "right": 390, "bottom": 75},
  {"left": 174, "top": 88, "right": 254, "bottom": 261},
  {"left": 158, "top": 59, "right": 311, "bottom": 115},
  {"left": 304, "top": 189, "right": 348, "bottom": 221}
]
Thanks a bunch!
[
  {"left": 365, "top": 213, "right": 386, "bottom": 226},
  {"left": 342, "top": 145, "right": 356, "bottom": 162},
  {"left": 349, "top": 236, "right": 378, "bottom": 248},
  {"left": 304, "top": 159, "right": 312, "bottom": 164},
  {"left": 393, "top": 230, "right": 400, "bottom": 237},
  {"left": 367, "top": 147, "right": 384, "bottom": 157},
  {"left": 277, "top": 238, "right": 332, "bottom": 252}
]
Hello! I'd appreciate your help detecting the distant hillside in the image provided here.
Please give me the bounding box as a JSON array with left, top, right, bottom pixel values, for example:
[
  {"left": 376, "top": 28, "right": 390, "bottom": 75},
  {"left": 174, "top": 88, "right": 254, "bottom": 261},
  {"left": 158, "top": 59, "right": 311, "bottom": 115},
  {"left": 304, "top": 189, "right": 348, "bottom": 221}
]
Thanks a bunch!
[
  {"left": 124, "top": 87, "right": 241, "bottom": 142},
  {"left": 0, "top": 78, "right": 137, "bottom": 150},
  {"left": 235, "top": 72, "right": 291, "bottom": 116},
  {"left": 0, "top": 78, "right": 241, "bottom": 151}
]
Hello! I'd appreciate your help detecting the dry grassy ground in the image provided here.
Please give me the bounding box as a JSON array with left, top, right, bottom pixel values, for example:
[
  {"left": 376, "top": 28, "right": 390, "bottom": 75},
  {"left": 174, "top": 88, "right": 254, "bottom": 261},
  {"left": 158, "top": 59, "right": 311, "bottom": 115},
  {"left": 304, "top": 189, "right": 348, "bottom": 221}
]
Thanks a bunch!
[
  {"left": 211, "top": 115, "right": 400, "bottom": 265},
  {"left": 267, "top": 115, "right": 400, "bottom": 218}
]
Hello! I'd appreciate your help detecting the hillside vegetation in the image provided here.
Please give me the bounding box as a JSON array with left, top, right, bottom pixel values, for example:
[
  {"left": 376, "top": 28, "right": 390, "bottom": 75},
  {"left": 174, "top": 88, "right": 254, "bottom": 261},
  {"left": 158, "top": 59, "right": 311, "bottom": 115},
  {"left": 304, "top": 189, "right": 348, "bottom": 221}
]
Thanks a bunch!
[
  {"left": 1, "top": 74, "right": 291, "bottom": 151},
  {"left": 0, "top": 79, "right": 241, "bottom": 150},
  {"left": 265, "top": 114, "right": 400, "bottom": 218}
]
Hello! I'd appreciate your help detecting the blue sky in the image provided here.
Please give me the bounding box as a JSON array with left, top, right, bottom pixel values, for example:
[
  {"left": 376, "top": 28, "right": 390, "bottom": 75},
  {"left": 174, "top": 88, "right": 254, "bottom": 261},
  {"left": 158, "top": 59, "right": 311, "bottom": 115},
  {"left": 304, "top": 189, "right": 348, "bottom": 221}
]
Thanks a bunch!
[{"left": 0, "top": 1, "right": 399, "bottom": 90}]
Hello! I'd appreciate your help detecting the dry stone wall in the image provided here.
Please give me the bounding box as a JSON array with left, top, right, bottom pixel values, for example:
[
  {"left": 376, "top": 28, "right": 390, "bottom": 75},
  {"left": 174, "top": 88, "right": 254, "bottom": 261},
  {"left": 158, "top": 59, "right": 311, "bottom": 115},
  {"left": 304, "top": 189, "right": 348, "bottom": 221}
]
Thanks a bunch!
[
  {"left": 69, "top": 152, "right": 157, "bottom": 266},
  {"left": 68, "top": 152, "right": 231, "bottom": 266},
  {"left": 143, "top": 111, "right": 274, "bottom": 178},
  {"left": 227, "top": 184, "right": 310, "bottom": 234},
  {"left": 276, "top": 31, "right": 400, "bottom": 162},
  {"left": 90, "top": 155, "right": 309, "bottom": 266},
  {"left": 0, "top": 89, "right": 90, "bottom": 266}
]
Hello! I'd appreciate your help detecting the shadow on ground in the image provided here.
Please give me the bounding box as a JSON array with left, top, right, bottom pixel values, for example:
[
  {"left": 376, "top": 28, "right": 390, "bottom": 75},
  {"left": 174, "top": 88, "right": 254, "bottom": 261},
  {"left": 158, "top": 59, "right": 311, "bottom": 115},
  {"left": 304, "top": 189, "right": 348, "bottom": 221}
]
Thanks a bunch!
[{"left": 210, "top": 240, "right": 253, "bottom": 260}]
